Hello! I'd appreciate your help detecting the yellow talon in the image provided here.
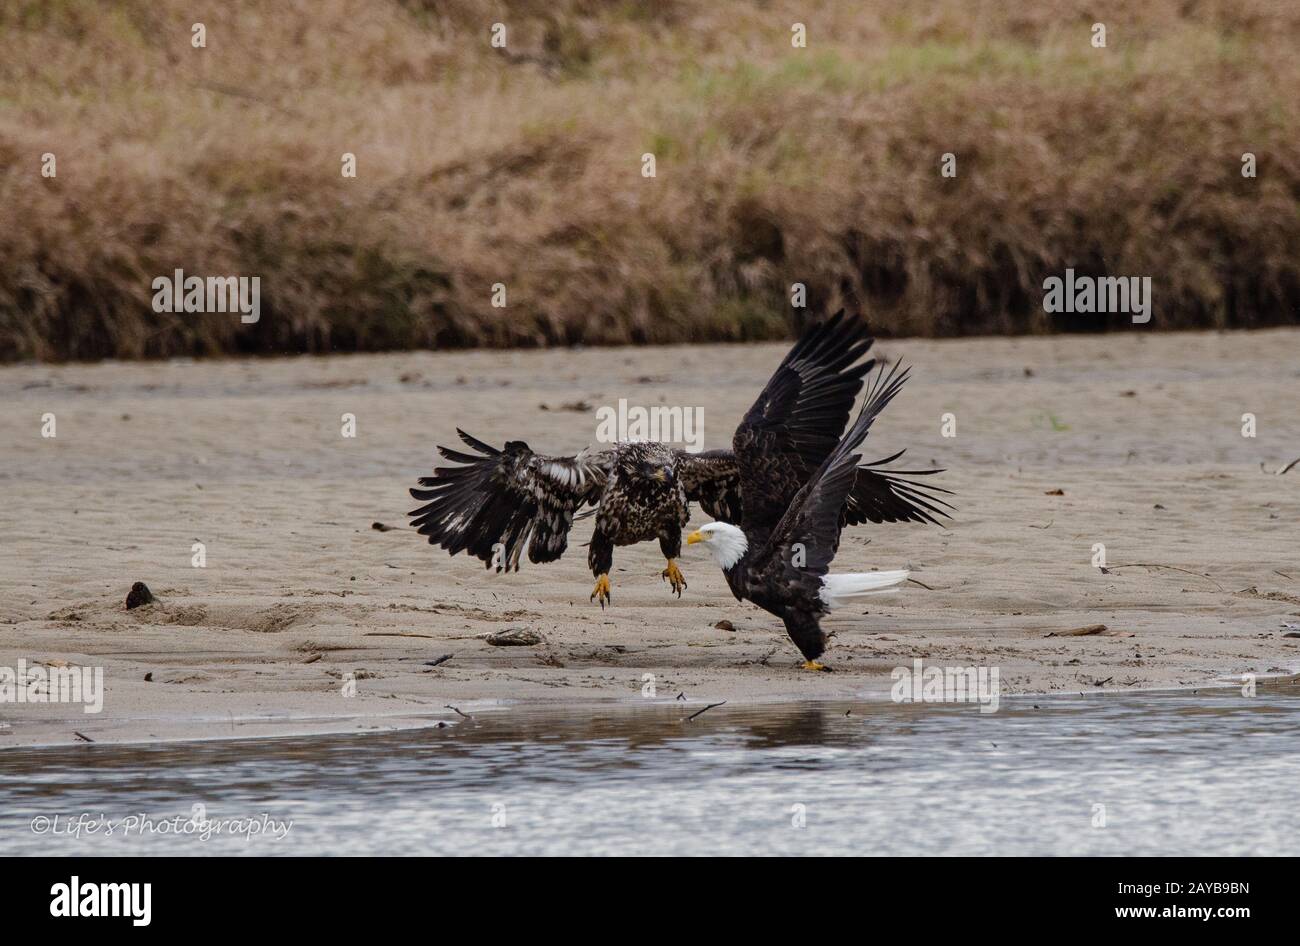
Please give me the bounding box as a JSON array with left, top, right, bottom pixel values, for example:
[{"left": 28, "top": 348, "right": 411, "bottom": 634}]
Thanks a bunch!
[
  {"left": 590, "top": 573, "right": 611, "bottom": 609},
  {"left": 802, "top": 660, "right": 829, "bottom": 672},
  {"left": 661, "top": 559, "right": 688, "bottom": 598}
]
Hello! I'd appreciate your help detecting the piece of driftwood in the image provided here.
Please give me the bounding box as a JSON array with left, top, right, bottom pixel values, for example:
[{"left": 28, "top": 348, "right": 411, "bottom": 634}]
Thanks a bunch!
[
  {"left": 1046, "top": 624, "right": 1135, "bottom": 638},
  {"left": 684, "top": 701, "right": 726, "bottom": 722},
  {"left": 486, "top": 628, "right": 543, "bottom": 646}
]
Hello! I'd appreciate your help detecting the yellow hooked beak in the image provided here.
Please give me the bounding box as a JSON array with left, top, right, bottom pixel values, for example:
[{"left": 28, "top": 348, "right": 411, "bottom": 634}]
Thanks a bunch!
[{"left": 686, "top": 530, "right": 705, "bottom": 545}]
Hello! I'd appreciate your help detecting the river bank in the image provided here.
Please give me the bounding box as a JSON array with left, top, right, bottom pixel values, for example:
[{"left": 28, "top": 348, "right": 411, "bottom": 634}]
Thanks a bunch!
[{"left": 2, "top": 329, "right": 1298, "bottom": 746}]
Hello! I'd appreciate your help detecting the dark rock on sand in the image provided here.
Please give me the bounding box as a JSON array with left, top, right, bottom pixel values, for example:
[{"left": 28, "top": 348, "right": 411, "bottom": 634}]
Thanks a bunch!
[{"left": 125, "top": 582, "right": 155, "bottom": 609}]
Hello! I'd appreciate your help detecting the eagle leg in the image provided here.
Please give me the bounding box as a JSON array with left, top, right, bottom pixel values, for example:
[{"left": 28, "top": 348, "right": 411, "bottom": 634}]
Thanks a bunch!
[
  {"left": 801, "top": 660, "right": 831, "bottom": 672},
  {"left": 590, "top": 574, "right": 612, "bottom": 609},
  {"left": 589, "top": 530, "right": 614, "bottom": 608},
  {"left": 661, "top": 559, "right": 688, "bottom": 598}
]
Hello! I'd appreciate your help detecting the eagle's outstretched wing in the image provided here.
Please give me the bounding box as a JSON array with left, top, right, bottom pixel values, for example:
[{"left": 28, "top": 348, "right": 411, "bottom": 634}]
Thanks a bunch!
[
  {"left": 752, "top": 362, "right": 914, "bottom": 596},
  {"left": 732, "top": 310, "right": 876, "bottom": 535},
  {"left": 675, "top": 449, "right": 743, "bottom": 523},
  {"left": 845, "top": 451, "right": 954, "bottom": 527},
  {"left": 675, "top": 446, "right": 952, "bottom": 530},
  {"left": 408, "top": 429, "right": 610, "bottom": 571}
]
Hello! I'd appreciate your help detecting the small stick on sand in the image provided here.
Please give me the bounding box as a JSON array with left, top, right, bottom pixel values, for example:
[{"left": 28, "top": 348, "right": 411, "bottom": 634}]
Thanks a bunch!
[
  {"left": 907, "top": 578, "right": 935, "bottom": 591},
  {"left": 684, "top": 701, "right": 726, "bottom": 723},
  {"left": 1265, "top": 457, "right": 1300, "bottom": 476},
  {"left": 444, "top": 704, "right": 473, "bottom": 720},
  {"left": 1108, "top": 563, "right": 1224, "bottom": 592}
]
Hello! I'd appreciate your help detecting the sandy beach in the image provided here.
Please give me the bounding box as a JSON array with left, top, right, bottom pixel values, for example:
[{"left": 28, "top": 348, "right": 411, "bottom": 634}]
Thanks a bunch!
[{"left": 2, "top": 329, "right": 1298, "bottom": 746}]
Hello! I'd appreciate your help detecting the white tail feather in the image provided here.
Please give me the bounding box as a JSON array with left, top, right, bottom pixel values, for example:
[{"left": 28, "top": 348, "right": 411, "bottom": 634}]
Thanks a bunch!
[{"left": 819, "top": 570, "right": 910, "bottom": 609}]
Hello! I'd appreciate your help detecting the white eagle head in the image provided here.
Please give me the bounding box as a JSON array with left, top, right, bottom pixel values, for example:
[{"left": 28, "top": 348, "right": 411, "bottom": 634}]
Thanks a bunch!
[{"left": 686, "top": 521, "right": 748, "bottom": 570}]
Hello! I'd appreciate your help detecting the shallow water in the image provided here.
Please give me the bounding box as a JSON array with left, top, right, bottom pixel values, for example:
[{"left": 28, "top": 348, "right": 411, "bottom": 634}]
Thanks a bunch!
[{"left": 3, "top": 684, "right": 1297, "bottom": 855}]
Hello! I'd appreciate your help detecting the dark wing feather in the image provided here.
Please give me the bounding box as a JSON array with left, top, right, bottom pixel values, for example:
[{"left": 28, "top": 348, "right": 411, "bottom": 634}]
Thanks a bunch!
[
  {"left": 845, "top": 450, "right": 954, "bottom": 527},
  {"left": 732, "top": 310, "right": 876, "bottom": 535},
  {"left": 407, "top": 429, "right": 609, "bottom": 571},
  {"left": 675, "top": 449, "right": 743, "bottom": 523},
  {"left": 751, "top": 362, "right": 914, "bottom": 598}
]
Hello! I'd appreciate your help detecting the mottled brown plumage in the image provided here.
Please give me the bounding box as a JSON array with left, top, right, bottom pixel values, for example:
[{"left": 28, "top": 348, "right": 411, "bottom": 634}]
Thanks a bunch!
[{"left": 408, "top": 435, "right": 720, "bottom": 603}]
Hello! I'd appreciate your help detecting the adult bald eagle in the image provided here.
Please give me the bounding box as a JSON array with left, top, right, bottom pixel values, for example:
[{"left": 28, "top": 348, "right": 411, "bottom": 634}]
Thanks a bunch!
[
  {"left": 687, "top": 362, "right": 919, "bottom": 670},
  {"left": 407, "top": 311, "right": 949, "bottom": 605}
]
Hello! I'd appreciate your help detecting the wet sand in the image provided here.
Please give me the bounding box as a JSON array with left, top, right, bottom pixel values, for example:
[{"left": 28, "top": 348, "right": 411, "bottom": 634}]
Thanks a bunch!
[{"left": 2, "top": 329, "right": 1298, "bottom": 746}]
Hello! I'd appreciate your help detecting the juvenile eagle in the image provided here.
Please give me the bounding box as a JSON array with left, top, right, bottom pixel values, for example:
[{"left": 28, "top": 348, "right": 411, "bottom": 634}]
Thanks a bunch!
[
  {"left": 407, "top": 311, "right": 949, "bottom": 605},
  {"left": 409, "top": 433, "right": 729, "bottom": 606},
  {"left": 687, "top": 362, "right": 919, "bottom": 670}
]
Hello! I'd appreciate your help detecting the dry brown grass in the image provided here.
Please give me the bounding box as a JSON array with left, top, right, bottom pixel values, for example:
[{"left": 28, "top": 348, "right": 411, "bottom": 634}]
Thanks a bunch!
[{"left": 1, "top": 0, "right": 1298, "bottom": 361}]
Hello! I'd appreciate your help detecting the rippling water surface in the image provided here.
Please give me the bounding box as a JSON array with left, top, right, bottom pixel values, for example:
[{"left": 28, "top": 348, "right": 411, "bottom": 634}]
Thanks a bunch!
[{"left": 3, "top": 684, "right": 1297, "bottom": 855}]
